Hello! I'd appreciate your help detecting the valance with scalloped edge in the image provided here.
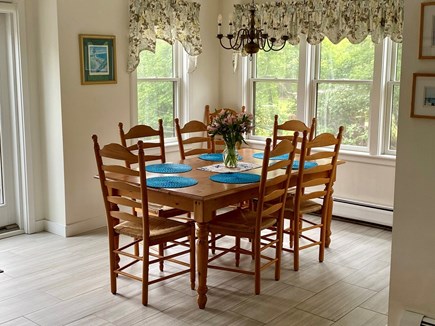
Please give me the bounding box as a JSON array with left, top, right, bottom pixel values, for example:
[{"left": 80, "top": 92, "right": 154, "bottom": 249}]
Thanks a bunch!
[
  {"left": 128, "top": 0, "right": 202, "bottom": 73},
  {"left": 232, "top": 0, "right": 403, "bottom": 50}
]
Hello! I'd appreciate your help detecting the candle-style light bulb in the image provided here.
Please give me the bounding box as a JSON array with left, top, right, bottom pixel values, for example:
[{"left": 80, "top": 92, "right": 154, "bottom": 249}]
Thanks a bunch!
[{"left": 217, "top": 14, "right": 222, "bottom": 34}]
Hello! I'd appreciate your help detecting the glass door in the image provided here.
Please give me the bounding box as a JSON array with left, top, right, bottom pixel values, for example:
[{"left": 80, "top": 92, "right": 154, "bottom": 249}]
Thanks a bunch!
[{"left": 0, "top": 12, "right": 18, "bottom": 231}]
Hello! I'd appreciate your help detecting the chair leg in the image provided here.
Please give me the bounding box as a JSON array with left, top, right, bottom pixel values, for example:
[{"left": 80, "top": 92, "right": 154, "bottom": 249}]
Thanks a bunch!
[
  {"left": 190, "top": 227, "right": 196, "bottom": 290},
  {"left": 142, "top": 243, "right": 149, "bottom": 306},
  {"left": 254, "top": 236, "right": 261, "bottom": 295},
  {"left": 134, "top": 237, "right": 140, "bottom": 256},
  {"left": 210, "top": 233, "right": 216, "bottom": 254},
  {"left": 109, "top": 233, "right": 119, "bottom": 294},
  {"left": 159, "top": 244, "right": 165, "bottom": 271},
  {"left": 293, "top": 215, "right": 300, "bottom": 271},
  {"left": 275, "top": 218, "right": 284, "bottom": 281},
  {"left": 319, "top": 211, "right": 327, "bottom": 263},
  {"left": 235, "top": 237, "right": 241, "bottom": 267}
]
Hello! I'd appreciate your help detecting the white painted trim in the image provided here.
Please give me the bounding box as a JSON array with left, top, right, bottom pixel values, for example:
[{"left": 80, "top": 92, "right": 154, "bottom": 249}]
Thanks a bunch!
[
  {"left": 44, "top": 215, "right": 106, "bottom": 237},
  {"left": 0, "top": 1, "right": 35, "bottom": 234},
  {"left": 332, "top": 200, "right": 393, "bottom": 227}
]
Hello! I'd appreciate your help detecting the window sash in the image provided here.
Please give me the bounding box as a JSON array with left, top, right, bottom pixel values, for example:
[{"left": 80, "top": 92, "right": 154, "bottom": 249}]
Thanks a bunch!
[
  {"left": 245, "top": 39, "right": 401, "bottom": 157},
  {"left": 133, "top": 41, "right": 186, "bottom": 144}
]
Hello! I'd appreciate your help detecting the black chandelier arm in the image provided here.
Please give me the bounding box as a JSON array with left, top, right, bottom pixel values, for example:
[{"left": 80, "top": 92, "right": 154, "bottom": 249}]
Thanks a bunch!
[
  {"left": 260, "top": 37, "right": 288, "bottom": 52},
  {"left": 216, "top": 0, "right": 291, "bottom": 55},
  {"left": 217, "top": 28, "right": 249, "bottom": 51}
]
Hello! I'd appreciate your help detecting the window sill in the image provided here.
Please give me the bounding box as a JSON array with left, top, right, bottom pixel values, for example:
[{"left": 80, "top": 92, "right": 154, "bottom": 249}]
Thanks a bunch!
[{"left": 245, "top": 140, "right": 396, "bottom": 167}]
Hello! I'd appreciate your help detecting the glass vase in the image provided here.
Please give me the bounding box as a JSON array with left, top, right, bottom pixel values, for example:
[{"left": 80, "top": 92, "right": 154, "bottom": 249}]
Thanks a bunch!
[{"left": 223, "top": 142, "right": 238, "bottom": 168}]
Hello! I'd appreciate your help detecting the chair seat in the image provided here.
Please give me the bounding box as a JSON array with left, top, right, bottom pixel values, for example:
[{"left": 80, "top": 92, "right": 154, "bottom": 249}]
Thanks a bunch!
[
  {"left": 285, "top": 198, "right": 322, "bottom": 215},
  {"left": 209, "top": 208, "right": 277, "bottom": 237},
  {"left": 114, "top": 216, "right": 193, "bottom": 243}
]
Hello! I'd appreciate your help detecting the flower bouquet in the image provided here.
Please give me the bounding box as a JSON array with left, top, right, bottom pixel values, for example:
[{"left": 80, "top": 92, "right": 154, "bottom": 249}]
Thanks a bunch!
[{"left": 207, "top": 109, "right": 253, "bottom": 168}]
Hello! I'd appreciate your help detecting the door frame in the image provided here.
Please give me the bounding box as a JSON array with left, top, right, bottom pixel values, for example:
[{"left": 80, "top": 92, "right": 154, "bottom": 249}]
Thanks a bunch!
[{"left": 0, "top": 1, "right": 35, "bottom": 238}]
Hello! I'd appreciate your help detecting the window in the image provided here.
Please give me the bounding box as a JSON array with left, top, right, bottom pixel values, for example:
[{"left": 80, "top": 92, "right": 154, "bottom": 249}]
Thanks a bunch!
[
  {"left": 247, "top": 38, "right": 402, "bottom": 156},
  {"left": 135, "top": 40, "right": 183, "bottom": 139},
  {"left": 384, "top": 42, "right": 401, "bottom": 153},
  {"left": 251, "top": 45, "right": 299, "bottom": 138},
  {"left": 314, "top": 38, "right": 375, "bottom": 151}
]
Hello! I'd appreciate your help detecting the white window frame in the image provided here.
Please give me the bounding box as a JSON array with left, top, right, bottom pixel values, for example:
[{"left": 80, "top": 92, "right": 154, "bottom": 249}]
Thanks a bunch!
[
  {"left": 131, "top": 41, "right": 188, "bottom": 146},
  {"left": 244, "top": 38, "right": 401, "bottom": 158}
]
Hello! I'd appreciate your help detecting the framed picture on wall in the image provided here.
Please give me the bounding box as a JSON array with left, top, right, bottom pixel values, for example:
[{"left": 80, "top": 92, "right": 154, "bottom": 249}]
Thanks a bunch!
[
  {"left": 411, "top": 73, "right": 435, "bottom": 119},
  {"left": 419, "top": 2, "right": 435, "bottom": 59},
  {"left": 79, "top": 34, "right": 117, "bottom": 85}
]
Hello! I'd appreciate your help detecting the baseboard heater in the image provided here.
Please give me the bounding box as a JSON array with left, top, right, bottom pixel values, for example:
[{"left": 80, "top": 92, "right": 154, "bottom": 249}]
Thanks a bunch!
[
  {"left": 400, "top": 311, "right": 435, "bottom": 326},
  {"left": 330, "top": 198, "right": 393, "bottom": 227}
]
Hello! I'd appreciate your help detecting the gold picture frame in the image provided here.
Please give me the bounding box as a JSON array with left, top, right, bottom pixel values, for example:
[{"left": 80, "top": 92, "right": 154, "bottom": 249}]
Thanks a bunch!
[{"left": 79, "top": 34, "right": 117, "bottom": 85}]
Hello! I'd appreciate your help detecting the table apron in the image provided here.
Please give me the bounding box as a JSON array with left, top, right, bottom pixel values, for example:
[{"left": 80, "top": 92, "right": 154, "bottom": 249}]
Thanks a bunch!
[{"left": 147, "top": 187, "right": 258, "bottom": 223}]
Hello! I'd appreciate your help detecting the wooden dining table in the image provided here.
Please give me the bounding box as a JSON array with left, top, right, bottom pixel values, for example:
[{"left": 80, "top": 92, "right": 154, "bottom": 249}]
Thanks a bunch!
[{"left": 141, "top": 147, "right": 338, "bottom": 309}]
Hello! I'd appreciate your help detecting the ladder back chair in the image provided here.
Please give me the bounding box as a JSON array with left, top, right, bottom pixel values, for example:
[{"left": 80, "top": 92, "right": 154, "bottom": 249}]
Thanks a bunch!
[
  {"left": 93, "top": 135, "right": 196, "bottom": 306},
  {"left": 284, "top": 126, "right": 344, "bottom": 271},
  {"left": 208, "top": 136, "right": 298, "bottom": 295},
  {"left": 272, "top": 115, "right": 317, "bottom": 153},
  {"left": 119, "top": 120, "right": 187, "bottom": 218},
  {"left": 175, "top": 118, "right": 215, "bottom": 160},
  {"left": 119, "top": 119, "right": 166, "bottom": 164}
]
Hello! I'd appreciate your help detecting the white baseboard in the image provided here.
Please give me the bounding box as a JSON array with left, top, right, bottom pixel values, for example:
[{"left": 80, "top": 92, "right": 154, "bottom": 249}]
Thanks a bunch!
[
  {"left": 43, "top": 215, "right": 106, "bottom": 237},
  {"left": 332, "top": 200, "right": 393, "bottom": 227}
]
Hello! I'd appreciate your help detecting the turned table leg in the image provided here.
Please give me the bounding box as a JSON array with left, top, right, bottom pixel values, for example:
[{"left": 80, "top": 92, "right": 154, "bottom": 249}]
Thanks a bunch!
[{"left": 196, "top": 222, "right": 209, "bottom": 309}]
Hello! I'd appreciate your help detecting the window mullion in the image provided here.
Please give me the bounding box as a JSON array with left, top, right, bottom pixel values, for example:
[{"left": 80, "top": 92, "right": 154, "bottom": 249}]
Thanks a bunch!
[{"left": 369, "top": 40, "right": 388, "bottom": 156}]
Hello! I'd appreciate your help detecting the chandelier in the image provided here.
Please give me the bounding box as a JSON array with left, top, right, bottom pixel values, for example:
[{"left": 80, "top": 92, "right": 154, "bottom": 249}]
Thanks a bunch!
[{"left": 217, "top": 0, "right": 290, "bottom": 55}]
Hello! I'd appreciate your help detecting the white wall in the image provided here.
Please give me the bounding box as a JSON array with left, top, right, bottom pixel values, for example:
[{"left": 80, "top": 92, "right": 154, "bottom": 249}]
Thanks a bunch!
[
  {"left": 23, "top": 0, "right": 220, "bottom": 235},
  {"left": 34, "top": 0, "right": 66, "bottom": 232},
  {"left": 389, "top": 0, "right": 435, "bottom": 324}
]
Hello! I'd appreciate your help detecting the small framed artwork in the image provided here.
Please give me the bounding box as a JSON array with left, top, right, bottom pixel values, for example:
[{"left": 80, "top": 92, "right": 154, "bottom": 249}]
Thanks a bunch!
[
  {"left": 419, "top": 2, "right": 435, "bottom": 59},
  {"left": 411, "top": 73, "right": 435, "bottom": 119},
  {"left": 79, "top": 34, "right": 117, "bottom": 85}
]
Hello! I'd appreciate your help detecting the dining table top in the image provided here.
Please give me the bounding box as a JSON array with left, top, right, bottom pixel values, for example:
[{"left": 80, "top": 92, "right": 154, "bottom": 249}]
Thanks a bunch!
[{"left": 145, "top": 148, "right": 264, "bottom": 199}]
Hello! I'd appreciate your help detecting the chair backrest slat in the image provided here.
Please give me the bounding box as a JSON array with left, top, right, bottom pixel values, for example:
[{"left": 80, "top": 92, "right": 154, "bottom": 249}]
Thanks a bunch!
[
  {"left": 119, "top": 120, "right": 166, "bottom": 164},
  {"left": 272, "top": 115, "right": 317, "bottom": 150},
  {"left": 175, "top": 118, "right": 214, "bottom": 159},
  {"left": 256, "top": 135, "right": 299, "bottom": 227},
  {"left": 292, "top": 126, "right": 344, "bottom": 216},
  {"left": 93, "top": 135, "right": 152, "bottom": 242}
]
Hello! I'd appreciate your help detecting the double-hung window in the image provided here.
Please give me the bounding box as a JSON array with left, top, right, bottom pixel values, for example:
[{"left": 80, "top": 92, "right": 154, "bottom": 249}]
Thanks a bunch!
[
  {"left": 384, "top": 42, "right": 401, "bottom": 154},
  {"left": 247, "top": 38, "right": 402, "bottom": 156},
  {"left": 313, "top": 38, "right": 374, "bottom": 151},
  {"left": 250, "top": 45, "right": 299, "bottom": 138},
  {"left": 135, "top": 40, "right": 183, "bottom": 140}
]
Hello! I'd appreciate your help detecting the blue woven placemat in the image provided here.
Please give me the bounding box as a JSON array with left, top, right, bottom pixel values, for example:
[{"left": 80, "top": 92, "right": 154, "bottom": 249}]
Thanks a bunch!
[
  {"left": 210, "top": 173, "right": 260, "bottom": 184},
  {"left": 252, "top": 152, "right": 289, "bottom": 160},
  {"left": 147, "top": 176, "right": 198, "bottom": 188},
  {"left": 146, "top": 163, "right": 192, "bottom": 174},
  {"left": 199, "top": 153, "right": 242, "bottom": 162},
  {"left": 292, "top": 160, "right": 318, "bottom": 170}
]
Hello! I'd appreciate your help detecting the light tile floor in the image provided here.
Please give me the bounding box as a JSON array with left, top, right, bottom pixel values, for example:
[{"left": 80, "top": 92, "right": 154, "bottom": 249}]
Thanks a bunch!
[{"left": 0, "top": 217, "right": 391, "bottom": 325}]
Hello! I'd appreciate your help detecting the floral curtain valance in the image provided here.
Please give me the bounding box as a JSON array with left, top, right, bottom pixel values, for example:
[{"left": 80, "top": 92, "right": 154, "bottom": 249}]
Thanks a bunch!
[
  {"left": 128, "top": 0, "right": 202, "bottom": 73},
  {"left": 233, "top": 0, "right": 403, "bottom": 47}
]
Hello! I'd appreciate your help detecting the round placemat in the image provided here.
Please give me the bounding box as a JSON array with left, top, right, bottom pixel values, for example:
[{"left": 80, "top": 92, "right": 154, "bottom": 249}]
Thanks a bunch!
[
  {"left": 252, "top": 152, "right": 289, "bottom": 160},
  {"left": 146, "top": 163, "right": 192, "bottom": 174},
  {"left": 292, "top": 160, "right": 318, "bottom": 170},
  {"left": 209, "top": 173, "right": 260, "bottom": 184},
  {"left": 199, "top": 153, "right": 243, "bottom": 162},
  {"left": 147, "top": 176, "right": 198, "bottom": 188}
]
